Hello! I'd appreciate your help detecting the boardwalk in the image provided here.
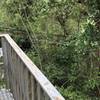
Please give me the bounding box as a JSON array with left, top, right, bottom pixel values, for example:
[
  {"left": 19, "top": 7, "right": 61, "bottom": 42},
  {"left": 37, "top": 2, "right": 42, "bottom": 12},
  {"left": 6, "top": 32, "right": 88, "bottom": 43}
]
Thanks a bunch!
[{"left": 0, "top": 89, "right": 14, "bottom": 100}]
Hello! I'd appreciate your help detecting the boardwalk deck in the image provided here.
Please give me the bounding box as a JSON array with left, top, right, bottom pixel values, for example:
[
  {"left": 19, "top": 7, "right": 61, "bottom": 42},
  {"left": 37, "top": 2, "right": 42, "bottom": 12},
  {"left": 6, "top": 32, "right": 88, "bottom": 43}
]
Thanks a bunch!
[{"left": 0, "top": 89, "right": 14, "bottom": 100}]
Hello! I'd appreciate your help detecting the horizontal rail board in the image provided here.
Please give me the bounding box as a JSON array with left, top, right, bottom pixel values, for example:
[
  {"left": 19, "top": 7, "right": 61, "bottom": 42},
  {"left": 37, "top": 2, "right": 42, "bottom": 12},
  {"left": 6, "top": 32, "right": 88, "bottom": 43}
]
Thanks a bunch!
[{"left": 0, "top": 34, "right": 65, "bottom": 100}]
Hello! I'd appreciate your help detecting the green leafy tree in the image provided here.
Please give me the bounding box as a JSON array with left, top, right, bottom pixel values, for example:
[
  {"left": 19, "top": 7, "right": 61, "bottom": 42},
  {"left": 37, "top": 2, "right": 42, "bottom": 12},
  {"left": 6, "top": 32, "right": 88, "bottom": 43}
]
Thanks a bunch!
[{"left": 0, "top": 0, "right": 100, "bottom": 99}]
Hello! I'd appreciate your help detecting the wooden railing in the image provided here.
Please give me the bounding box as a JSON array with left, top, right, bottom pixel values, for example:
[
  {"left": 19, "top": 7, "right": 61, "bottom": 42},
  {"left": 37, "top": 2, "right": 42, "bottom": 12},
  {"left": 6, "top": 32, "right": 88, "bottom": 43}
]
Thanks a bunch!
[{"left": 0, "top": 34, "right": 65, "bottom": 100}]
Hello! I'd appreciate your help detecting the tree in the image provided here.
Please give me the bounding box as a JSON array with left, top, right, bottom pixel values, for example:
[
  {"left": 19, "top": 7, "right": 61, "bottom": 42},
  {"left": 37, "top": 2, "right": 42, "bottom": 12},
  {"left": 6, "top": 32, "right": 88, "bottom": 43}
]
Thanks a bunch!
[{"left": 0, "top": 0, "right": 100, "bottom": 99}]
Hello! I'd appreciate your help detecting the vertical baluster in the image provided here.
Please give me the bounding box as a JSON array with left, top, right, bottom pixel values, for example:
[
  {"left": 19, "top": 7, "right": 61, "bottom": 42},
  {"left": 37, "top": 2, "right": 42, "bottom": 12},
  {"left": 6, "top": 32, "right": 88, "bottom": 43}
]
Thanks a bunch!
[
  {"left": 37, "top": 83, "right": 45, "bottom": 100},
  {"left": 20, "top": 62, "right": 26, "bottom": 100},
  {"left": 40, "top": 88, "right": 45, "bottom": 100},
  {"left": 15, "top": 55, "right": 22, "bottom": 100},
  {"left": 30, "top": 75, "right": 36, "bottom": 100},
  {"left": 19, "top": 59, "right": 24, "bottom": 100},
  {"left": 1, "top": 38, "right": 10, "bottom": 88},
  {"left": 9, "top": 46, "right": 15, "bottom": 98},
  {"left": 28, "top": 71, "right": 32, "bottom": 100},
  {"left": 12, "top": 49, "right": 19, "bottom": 100},
  {"left": 44, "top": 93, "right": 50, "bottom": 100},
  {"left": 6, "top": 42, "right": 13, "bottom": 92},
  {"left": 9, "top": 43, "right": 18, "bottom": 100},
  {"left": 24, "top": 67, "right": 30, "bottom": 100},
  {"left": 37, "top": 83, "right": 41, "bottom": 100}
]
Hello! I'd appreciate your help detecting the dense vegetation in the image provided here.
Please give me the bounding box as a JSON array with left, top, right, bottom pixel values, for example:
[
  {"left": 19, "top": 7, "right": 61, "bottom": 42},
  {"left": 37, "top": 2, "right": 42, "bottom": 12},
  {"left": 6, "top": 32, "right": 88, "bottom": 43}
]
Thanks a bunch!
[{"left": 0, "top": 0, "right": 100, "bottom": 99}]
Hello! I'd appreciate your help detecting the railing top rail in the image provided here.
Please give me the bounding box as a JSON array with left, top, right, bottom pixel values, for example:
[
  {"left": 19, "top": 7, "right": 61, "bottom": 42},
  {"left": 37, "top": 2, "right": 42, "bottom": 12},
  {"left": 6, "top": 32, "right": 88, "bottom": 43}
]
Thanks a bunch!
[{"left": 0, "top": 34, "right": 65, "bottom": 100}]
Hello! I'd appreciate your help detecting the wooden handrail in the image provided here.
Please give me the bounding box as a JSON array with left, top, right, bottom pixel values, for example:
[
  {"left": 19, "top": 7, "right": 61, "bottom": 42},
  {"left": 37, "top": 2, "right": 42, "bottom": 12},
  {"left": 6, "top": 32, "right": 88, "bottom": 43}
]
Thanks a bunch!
[{"left": 0, "top": 34, "right": 65, "bottom": 100}]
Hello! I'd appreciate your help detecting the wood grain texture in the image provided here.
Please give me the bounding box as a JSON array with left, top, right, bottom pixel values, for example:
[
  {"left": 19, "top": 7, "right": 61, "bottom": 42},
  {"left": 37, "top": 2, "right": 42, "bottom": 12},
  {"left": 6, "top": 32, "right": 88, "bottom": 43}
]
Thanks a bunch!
[{"left": 1, "top": 34, "right": 65, "bottom": 100}]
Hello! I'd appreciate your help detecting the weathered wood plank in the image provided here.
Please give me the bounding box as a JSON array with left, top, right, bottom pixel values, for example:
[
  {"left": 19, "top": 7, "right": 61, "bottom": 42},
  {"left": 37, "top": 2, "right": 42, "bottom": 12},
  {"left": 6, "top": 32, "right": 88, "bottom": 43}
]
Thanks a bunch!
[
  {"left": 0, "top": 34, "right": 65, "bottom": 100},
  {"left": 1, "top": 38, "right": 9, "bottom": 89}
]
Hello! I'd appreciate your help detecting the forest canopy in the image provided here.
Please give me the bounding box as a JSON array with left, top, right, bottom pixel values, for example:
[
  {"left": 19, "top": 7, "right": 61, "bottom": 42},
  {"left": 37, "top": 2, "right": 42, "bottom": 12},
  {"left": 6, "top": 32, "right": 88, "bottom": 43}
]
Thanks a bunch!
[{"left": 0, "top": 0, "right": 100, "bottom": 99}]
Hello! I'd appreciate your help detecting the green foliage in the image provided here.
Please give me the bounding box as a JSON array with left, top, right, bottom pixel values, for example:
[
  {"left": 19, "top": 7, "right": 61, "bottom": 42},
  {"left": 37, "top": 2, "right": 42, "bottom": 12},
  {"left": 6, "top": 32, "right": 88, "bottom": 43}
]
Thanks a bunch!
[{"left": 0, "top": 0, "right": 100, "bottom": 99}]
